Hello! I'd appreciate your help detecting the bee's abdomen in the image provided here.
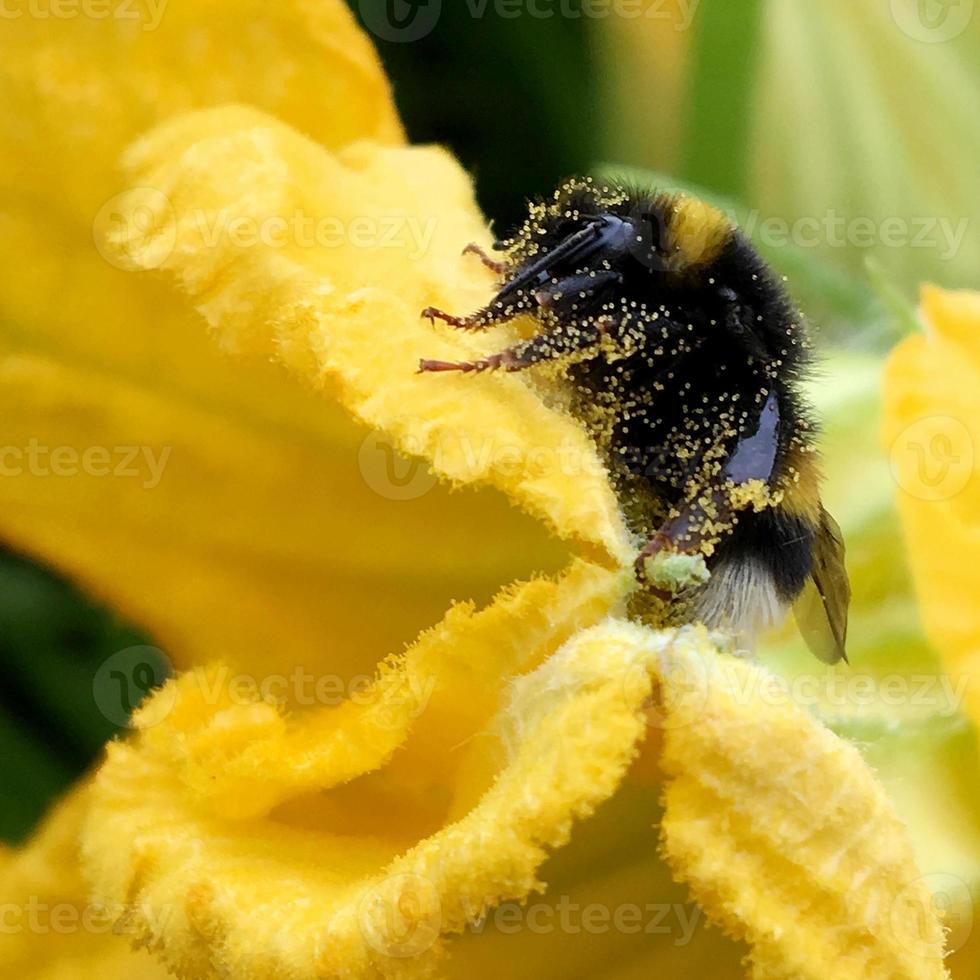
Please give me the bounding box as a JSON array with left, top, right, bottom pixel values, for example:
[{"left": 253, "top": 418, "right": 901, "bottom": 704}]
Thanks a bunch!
[
  {"left": 716, "top": 505, "right": 815, "bottom": 603},
  {"left": 691, "top": 506, "right": 816, "bottom": 645}
]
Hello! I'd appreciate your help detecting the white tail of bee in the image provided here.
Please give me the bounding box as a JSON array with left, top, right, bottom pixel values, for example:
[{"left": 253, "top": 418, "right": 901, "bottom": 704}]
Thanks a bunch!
[{"left": 693, "top": 557, "right": 787, "bottom": 653}]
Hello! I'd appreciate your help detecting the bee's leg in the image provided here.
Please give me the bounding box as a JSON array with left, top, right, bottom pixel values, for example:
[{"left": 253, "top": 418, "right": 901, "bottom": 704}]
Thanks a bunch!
[
  {"left": 634, "top": 491, "right": 731, "bottom": 581},
  {"left": 420, "top": 299, "right": 517, "bottom": 332},
  {"left": 420, "top": 266, "right": 620, "bottom": 332},
  {"left": 423, "top": 220, "right": 621, "bottom": 331},
  {"left": 419, "top": 316, "right": 610, "bottom": 375},
  {"left": 463, "top": 242, "right": 509, "bottom": 276}
]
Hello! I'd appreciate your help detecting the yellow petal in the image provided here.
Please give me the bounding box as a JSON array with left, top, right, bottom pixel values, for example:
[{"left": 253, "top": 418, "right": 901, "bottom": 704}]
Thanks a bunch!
[
  {"left": 446, "top": 790, "right": 750, "bottom": 980},
  {"left": 0, "top": 326, "right": 570, "bottom": 679},
  {"left": 882, "top": 286, "right": 980, "bottom": 727},
  {"left": 0, "top": 124, "right": 606, "bottom": 677},
  {"left": 0, "top": 0, "right": 446, "bottom": 678},
  {"left": 1, "top": 0, "right": 401, "bottom": 223},
  {"left": 0, "top": 783, "right": 172, "bottom": 980},
  {"left": 129, "top": 560, "right": 625, "bottom": 820},
  {"left": 108, "top": 105, "right": 632, "bottom": 563},
  {"left": 80, "top": 575, "right": 646, "bottom": 979},
  {"left": 79, "top": 607, "right": 942, "bottom": 978},
  {"left": 659, "top": 643, "right": 950, "bottom": 979},
  {"left": 0, "top": 95, "right": 628, "bottom": 679}
]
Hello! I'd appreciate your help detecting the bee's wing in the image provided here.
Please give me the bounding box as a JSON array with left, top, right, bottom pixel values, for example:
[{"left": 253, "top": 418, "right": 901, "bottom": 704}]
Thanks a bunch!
[{"left": 793, "top": 509, "right": 851, "bottom": 664}]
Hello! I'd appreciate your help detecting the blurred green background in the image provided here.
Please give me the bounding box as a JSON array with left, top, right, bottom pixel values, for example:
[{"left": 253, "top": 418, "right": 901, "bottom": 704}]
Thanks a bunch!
[{"left": 1, "top": 0, "right": 977, "bottom": 843}]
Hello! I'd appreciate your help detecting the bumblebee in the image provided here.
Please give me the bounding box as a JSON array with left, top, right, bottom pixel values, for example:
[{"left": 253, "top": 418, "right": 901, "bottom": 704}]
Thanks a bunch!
[{"left": 420, "top": 178, "right": 849, "bottom": 663}]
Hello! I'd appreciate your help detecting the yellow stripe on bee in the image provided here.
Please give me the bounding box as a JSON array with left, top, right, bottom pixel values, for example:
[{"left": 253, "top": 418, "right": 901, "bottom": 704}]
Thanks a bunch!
[
  {"left": 669, "top": 195, "right": 731, "bottom": 270},
  {"left": 779, "top": 447, "right": 823, "bottom": 524}
]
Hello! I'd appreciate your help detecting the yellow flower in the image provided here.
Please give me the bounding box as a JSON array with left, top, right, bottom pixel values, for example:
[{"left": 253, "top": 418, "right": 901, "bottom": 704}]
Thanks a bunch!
[
  {"left": 883, "top": 287, "right": 980, "bottom": 731},
  {"left": 0, "top": 3, "right": 961, "bottom": 978}
]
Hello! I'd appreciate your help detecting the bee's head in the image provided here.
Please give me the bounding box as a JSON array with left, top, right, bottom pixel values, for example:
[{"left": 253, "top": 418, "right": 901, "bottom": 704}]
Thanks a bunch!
[{"left": 494, "top": 180, "right": 734, "bottom": 320}]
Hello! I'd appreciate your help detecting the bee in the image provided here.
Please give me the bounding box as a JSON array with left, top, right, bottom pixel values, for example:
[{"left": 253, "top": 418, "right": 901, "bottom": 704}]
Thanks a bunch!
[{"left": 419, "top": 178, "right": 849, "bottom": 663}]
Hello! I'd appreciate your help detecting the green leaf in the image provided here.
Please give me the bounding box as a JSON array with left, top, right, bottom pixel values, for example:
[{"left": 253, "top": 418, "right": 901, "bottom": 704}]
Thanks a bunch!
[{"left": 749, "top": 0, "right": 980, "bottom": 288}]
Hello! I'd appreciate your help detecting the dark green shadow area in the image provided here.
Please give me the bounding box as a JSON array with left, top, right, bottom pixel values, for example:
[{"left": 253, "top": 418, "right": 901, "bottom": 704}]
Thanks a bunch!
[
  {"left": 350, "top": 0, "right": 600, "bottom": 230},
  {"left": 0, "top": 550, "right": 163, "bottom": 843}
]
